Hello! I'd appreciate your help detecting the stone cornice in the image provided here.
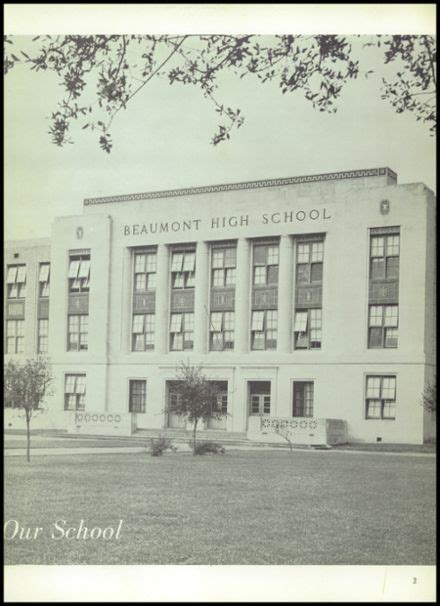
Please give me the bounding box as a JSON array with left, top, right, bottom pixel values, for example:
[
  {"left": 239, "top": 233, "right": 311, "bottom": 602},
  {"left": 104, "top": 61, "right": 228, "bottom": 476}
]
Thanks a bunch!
[{"left": 84, "top": 167, "right": 397, "bottom": 206}]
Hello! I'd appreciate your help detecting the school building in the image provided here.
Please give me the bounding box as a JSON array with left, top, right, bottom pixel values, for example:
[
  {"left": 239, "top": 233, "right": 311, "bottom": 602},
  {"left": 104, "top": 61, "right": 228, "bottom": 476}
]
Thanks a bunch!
[{"left": 4, "top": 167, "right": 436, "bottom": 444}]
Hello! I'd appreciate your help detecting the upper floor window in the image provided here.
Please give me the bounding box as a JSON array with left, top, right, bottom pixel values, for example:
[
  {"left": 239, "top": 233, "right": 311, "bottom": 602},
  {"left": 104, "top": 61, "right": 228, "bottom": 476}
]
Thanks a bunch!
[
  {"left": 251, "top": 310, "right": 277, "bottom": 350},
  {"left": 370, "top": 234, "right": 399, "bottom": 280},
  {"left": 294, "top": 308, "right": 322, "bottom": 349},
  {"left": 211, "top": 246, "right": 236, "bottom": 287},
  {"left": 368, "top": 305, "right": 398, "bottom": 348},
  {"left": 171, "top": 251, "right": 195, "bottom": 289},
  {"left": 253, "top": 244, "right": 279, "bottom": 286},
  {"left": 365, "top": 375, "right": 396, "bottom": 420},
  {"left": 296, "top": 241, "right": 324, "bottom": 284},
  {"left": 6, "top": 265, "right": 26, "bottom": 299},
  {"left": 170, "top": 312, "right": 194, "bottom": 350},
  {"left": 37, "top": 319, "right": 49, "bottom": 354},
  {"left": 134, "top": 252, "right": 156, "bottom": 292},
  {"left": 68, "top": 255, "right": 90, "bottom": 293},
  {"left": 209, "top": 311, "right": 234, "bottom": 350},
  {"left": 132, "top": 314, "right": 155, "bottom": 351},
  {"left": 39, "top": 263, "right": 50, "bottom": 297},
  {"left": 67, "top": 314, "right": 88, "bottom": 351}
]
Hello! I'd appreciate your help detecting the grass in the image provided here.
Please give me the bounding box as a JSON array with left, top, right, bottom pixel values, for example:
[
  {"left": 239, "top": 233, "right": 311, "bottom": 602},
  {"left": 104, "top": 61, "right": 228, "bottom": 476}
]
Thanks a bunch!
[{"left": 4, "top": 449, "right": 436, "bottom": 565}]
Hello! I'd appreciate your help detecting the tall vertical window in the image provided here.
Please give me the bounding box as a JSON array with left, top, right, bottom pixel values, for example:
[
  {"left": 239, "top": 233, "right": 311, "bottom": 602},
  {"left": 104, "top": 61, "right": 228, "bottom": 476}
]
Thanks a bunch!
[
  {"left": 6, "top": 265, "right": 26, "bottom": 299},
  {"left": 292, "top": 382, "right": 314, "bottom": 417},
  {"left": 209, "top": 311, "right": 234, "bottom": 350},
  {"left": 6, "top": 320, "right": 24, "bottom": 354},
  {"left": 129, "top": 380, "right": 147, "bottom": 413},
  {"left": 68, "top": 255, "right": 90, "bottom": 292},
  {"left": 365, "top": 375, "right": 396, "bottom": 419},
  {"left": 134, "top": 252, "right": 156, "bottom": 291},
  {"left": 251, "top": 310, "right": 277, "bottom": 350},
  {"left": 171, "top": 250, "right": 195, "bottom": 288},
  {"left": 64, "top": 374, "right": 86, "bottom": 411},
  {"left": 37, "top": 319, "right": 49, "bottom": 353},
  {"left": 253, "top": 243, "right": 279, "bottom": 286},
  {"left": 39, "top": 263, "right": 50, "bottom": 297},
  {"left": 67, "top": 315, "right": 88, "bottom": 351},
  {"left": 211, "top": 246, "right": 236, "bottom": 287},
  {"left": 132, "top": 314, "right": 155, "bottom": 351},
  {"left": 170, "top": 312, "right": 194, "bottom": 350},
  {"left": 294, "top": 238, "right": 324, "bottom": 350},
  {"left": 370, "top": 234, "right": 400, "bottom": 279},
  {"left": 249, "top": 381, "right": 271, "bottom": 416}
]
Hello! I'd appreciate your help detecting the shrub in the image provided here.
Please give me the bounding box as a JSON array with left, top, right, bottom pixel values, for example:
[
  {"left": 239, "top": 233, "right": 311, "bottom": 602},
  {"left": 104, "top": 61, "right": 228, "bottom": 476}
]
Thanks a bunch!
[
  {"left": 193, "top": 441, "right": 225, "bottom": 455},
  {"left": 149, "top": 435, "right": 175, "bottom": 456}
]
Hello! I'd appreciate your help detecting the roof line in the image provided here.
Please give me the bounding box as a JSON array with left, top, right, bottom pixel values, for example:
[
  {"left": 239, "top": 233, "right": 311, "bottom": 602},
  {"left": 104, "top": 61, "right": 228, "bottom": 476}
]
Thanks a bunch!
[{"left": 84, "top": 167, "right": 397, "bottom": 206}]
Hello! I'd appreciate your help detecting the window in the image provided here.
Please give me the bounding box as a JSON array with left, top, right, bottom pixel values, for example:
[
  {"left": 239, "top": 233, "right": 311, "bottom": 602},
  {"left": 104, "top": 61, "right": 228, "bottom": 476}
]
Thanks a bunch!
[
  {"left": 171, "top": 250, "right": 195, "bottom": 289},
  {"left": 296, "top": 240, "right": 324, "bottom": 284},
  {"left": 170, "top": 312, "right": 194, "bottom": 350},
  {"left": 365, "top": 375, "right": 396, "bottom": 419},
  {"left": 211, "top": 246, "right": 236, "bottom": 287},
  {"left": 251, "top": 310, "right": 277, "bottom": 350},
  {"left": 64, "top": 374, "right": 86, "bottom": 411},
  {"left": 6, "top": 320, "right": 24, "bottom": 354},
  {"left": 39, "top": 263, "right": 50, "bottom": 297},
  {"left": 249, "top": 381, "right": 271, "bottom": 415},
  {"left": 37, "top": 319, "right": 49, "bottom": 353},
  {"left": 370, "top": 233, "right": 400, "bottom": 280},
  {"left": 134, "top": 252, "right": 156, "bottom": 291},
  {"left": 67, "top": 315, "right": 88, "bottom": 351},
  {"left": 6, "top": 265, "right": 26, "bottom": 299},
  {"left": 293, "top": 382, "right": 314, "bottom": 417},
  {"left": 68, "top": 254, "right": 90, "bottom": 293},
  {"left": 368, "top": 305, "right": 398, "bottom": 348},
  {"left": 294, "top": 308, "right": 322, "bottom": 349},
  {"left": 253, "top": 243, "right": 279, "bottom": 286},
  {"left": 132, "top": 314, "right": 155, "bottom": 351},
  {"left": 129, "top": 380, "right": 147, "bottom": 413},
  {"left": 209, "top": 311, "right": 234, "bottom": 350}
]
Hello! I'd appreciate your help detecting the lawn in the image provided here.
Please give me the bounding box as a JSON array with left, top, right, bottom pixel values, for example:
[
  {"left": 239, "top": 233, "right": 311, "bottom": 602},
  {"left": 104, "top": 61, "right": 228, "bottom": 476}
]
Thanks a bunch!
[{"left": 4, "top": 450, "right": 436, "bottom": 565}]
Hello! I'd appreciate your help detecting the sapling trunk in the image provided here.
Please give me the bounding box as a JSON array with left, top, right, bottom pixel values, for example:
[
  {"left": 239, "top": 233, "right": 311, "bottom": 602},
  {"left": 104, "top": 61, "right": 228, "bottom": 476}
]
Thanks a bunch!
[
  {"left": 26, "top": 409, "right": 31, "bottom": 462},
  {"left": 192, "top": 418, "right": 198, "bottom": 454}
]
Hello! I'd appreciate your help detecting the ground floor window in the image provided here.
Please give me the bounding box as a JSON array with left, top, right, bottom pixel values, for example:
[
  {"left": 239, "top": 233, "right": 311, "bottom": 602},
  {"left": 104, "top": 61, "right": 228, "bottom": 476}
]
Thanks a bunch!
[
  {"left": 249, "top": 381, "right": 271, "bottom": 415},
  {"left": 292, "top": 381, "right": 314, "bottom": 417},
  {"left": 129, "top": 379, "right": 147, "bottom": 412},
  {"left": 64, "top": 374, "right": 86, "bottom": 411},
  {"left": 365, "top": 375, "right": 396, "bottom": 419}
]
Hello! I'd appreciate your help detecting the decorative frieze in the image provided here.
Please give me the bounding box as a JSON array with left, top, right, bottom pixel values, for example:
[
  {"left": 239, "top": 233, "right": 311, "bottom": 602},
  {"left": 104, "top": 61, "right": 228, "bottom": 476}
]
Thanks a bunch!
[{"left": 210, "top": 288, "right": 235, "bottom": 311}]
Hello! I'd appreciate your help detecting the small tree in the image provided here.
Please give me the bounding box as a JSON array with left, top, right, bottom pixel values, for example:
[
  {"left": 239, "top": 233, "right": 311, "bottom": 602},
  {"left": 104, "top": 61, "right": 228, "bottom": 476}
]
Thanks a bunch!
[
  {"left": 168, "top": 362, "right": 223, "bottom": 454},
  {"left": 4, "top": 357, "right": 53, "bottom": 462},
  {"left": 421, "top": 382, "right": 436, "bottom": 414}
]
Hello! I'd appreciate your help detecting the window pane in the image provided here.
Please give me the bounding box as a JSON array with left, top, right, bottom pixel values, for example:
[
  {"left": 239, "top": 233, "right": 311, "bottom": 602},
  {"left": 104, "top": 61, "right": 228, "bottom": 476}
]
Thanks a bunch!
[
  {"left": 385, "top": 328, "right": 398, "bottom": 348},
  {"left": 369, "top": 306, "right": 383, "bottom": 327},
  {"left": 366, "top": 376, "right": 381, "bottom": 398},
  {"left": 171, "top": 253, "right": 183, "bottom": 271},
  {"left": 210, "top": 312, "right": 223, "bottom": 331},
  {"left": 386, "top": 256, "right": 399, "bottom": 279},
  {"left": 371, "top": 237, "right": 385, "bottom": 257},
  {"left": 173, "top": 273, "right": 185, "bottom": 288},
  {"left": 263, "top": 396, "right": 271, "bottom": 414},
  {"left": 183, "top": 252, "right": 195, "bottom": 271},
  {"left": 267, "top": 246, "right": 279, "bottom": 265},
  {"left": 381, "top": 377, "right": 396, "bottom": 399},
  {"left": 211, "top": 332, "right": 223, "bottom": 350},
  {"left": 224, "top": 331, "right": 234, "bottom": 349},
  {"left": 78, "top": 259, "right": 90, "bottom": 279},
  {"left": 65, "top": 375, "right": 76, "bottom": 393},
  {"left": 252, "top": 332, "right": 265, "bottom": 350},
  {"left": 145, "top": 254, "right": 156, "bottom": 272},
  {"left": 371, "top": 258, "right": 385, "bottom": 279},
  {"left": 39, "top": 263, "right": 50, "bottom": 282},
  {"left": 384, "top": 305, "right": 398, "bottom": 327},
  {"left": 297, "top": 243, "right": 310, "bottom": 263},
  {"left": 366, "top": 399, "right": 382, "bottom": 418},
  {"left": 69, "top": 315, "right": 79, "bottom": 331},
  {"left": 183, "top": 332, "right": 194, "bottom": 349},
  {"left": 311, "top": 242, "right": 324, "bottom": 262},
  {"left": 184, "top": 313, "right": 194, "bottom": 330},
  {"left": 266, "top": 330, "right": 277, "bottom": 349},
  {"left": 146, "top": 273, "right": 156, "bottom": 289},
  {"left": 135, "top": 274, "right": 147, "bottom": 291},
  {"left": 251, "top": 395, "right": 260, "bottom": 414},
  {"left": 39, "top": 319, "right": 48, "bottom": 336},
  {"left": 6, "top": 266, "right": 17, "bottom": 284},
  {"left": 294, "top": 311, "right": 308, "bottom": 332},
  {"left": 145, "top": 314, "right": 155, "bottom": 331},
  {"left": 225, "top": 268, "right": 236, "bottom": 286},
  {"left": 251, "top": 311, "right": 264, "bottom": 330},
  {"left": 224, "top": 312, "right": 234, "bottom": 329},
  {"left": 171, "top": 333, "right": 183, "bottom": 350},
  {"left": 7, "top": 321, "right": 16, "bottom": 337},
  {"left": 68, "top": 259, "right": 80, "bottom": 278},
  {"left": 253, "top": 266, "right": 266, "bottom": 285},
  {"left": 383, "top": 400, "right": 396, "bottom": 419},
  {"left": 296, "top": 264, "right": 310, "bottom": 284},
  {"left": 386, "top": 235, "right": 400, "bottom": 256},
  {"left": 133, "top": 315, "right": 145, "bottom": 334},
  {"left": 170, "top": 314, "right": 182, "bottom": 332},
  {"left": 310, "top": 263, "right": 323, "bottom": 282},
  {"left": 267, "top": 265, "right": 279, "bottom": 285},
  {"left": 134, "top": 254, "right": 146, "bottom": 273},
  {"left": 253, "top": 246, "right": 267, "bottom": 265},
  {"left": 212, "top": 250, "right": 224, "bottom": 269},
  {"left": 310, "top": 308, "right": 322, "bottom": 328},
  {"left": 212, "top": 269, "right": 224, "bottom": 287},
  {"left": 368, "top": 327, "right": 383, "bottom": 348},
  {"left": 266, "top": 310, "right": 277, "bottom": 329},
  {"left": 76, "top": 375, "right": 86, "bottom": 394},
  {"left": 186, "top": 272, "right": 195, "bottom": 288},
  {"left": 224, "top": 247, "right": 236, "bottom": 268},
  {"left": 16, "top": 320, "right": 24, "bottom": 337},
  {"left": 133, "top": 334, "right": 145, "bottom": 351},
  {"left": 80, "top": 315, "right": 88, "bottom": 331},
  {"left": 16, "top": 266, "right": 26, "bottom": 283}
]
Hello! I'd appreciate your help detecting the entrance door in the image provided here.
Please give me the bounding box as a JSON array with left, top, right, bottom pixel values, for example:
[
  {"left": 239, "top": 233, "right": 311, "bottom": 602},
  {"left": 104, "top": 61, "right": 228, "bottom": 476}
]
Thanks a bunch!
[
  {"left": 248, "top": 381, "right": 271, "bottom": 418},
  {"left": 207, "top": 392, "right": 228, "bottom": 430},
  {"left": 167, "top": 390, "right": 187, "bottom": 428}
]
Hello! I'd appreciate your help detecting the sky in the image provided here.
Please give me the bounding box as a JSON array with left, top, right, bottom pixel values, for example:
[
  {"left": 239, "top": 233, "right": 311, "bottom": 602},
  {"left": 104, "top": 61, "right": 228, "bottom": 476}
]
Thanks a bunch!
[{"left": 4, "top": 13, "right": 436, "bottom": 242}]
